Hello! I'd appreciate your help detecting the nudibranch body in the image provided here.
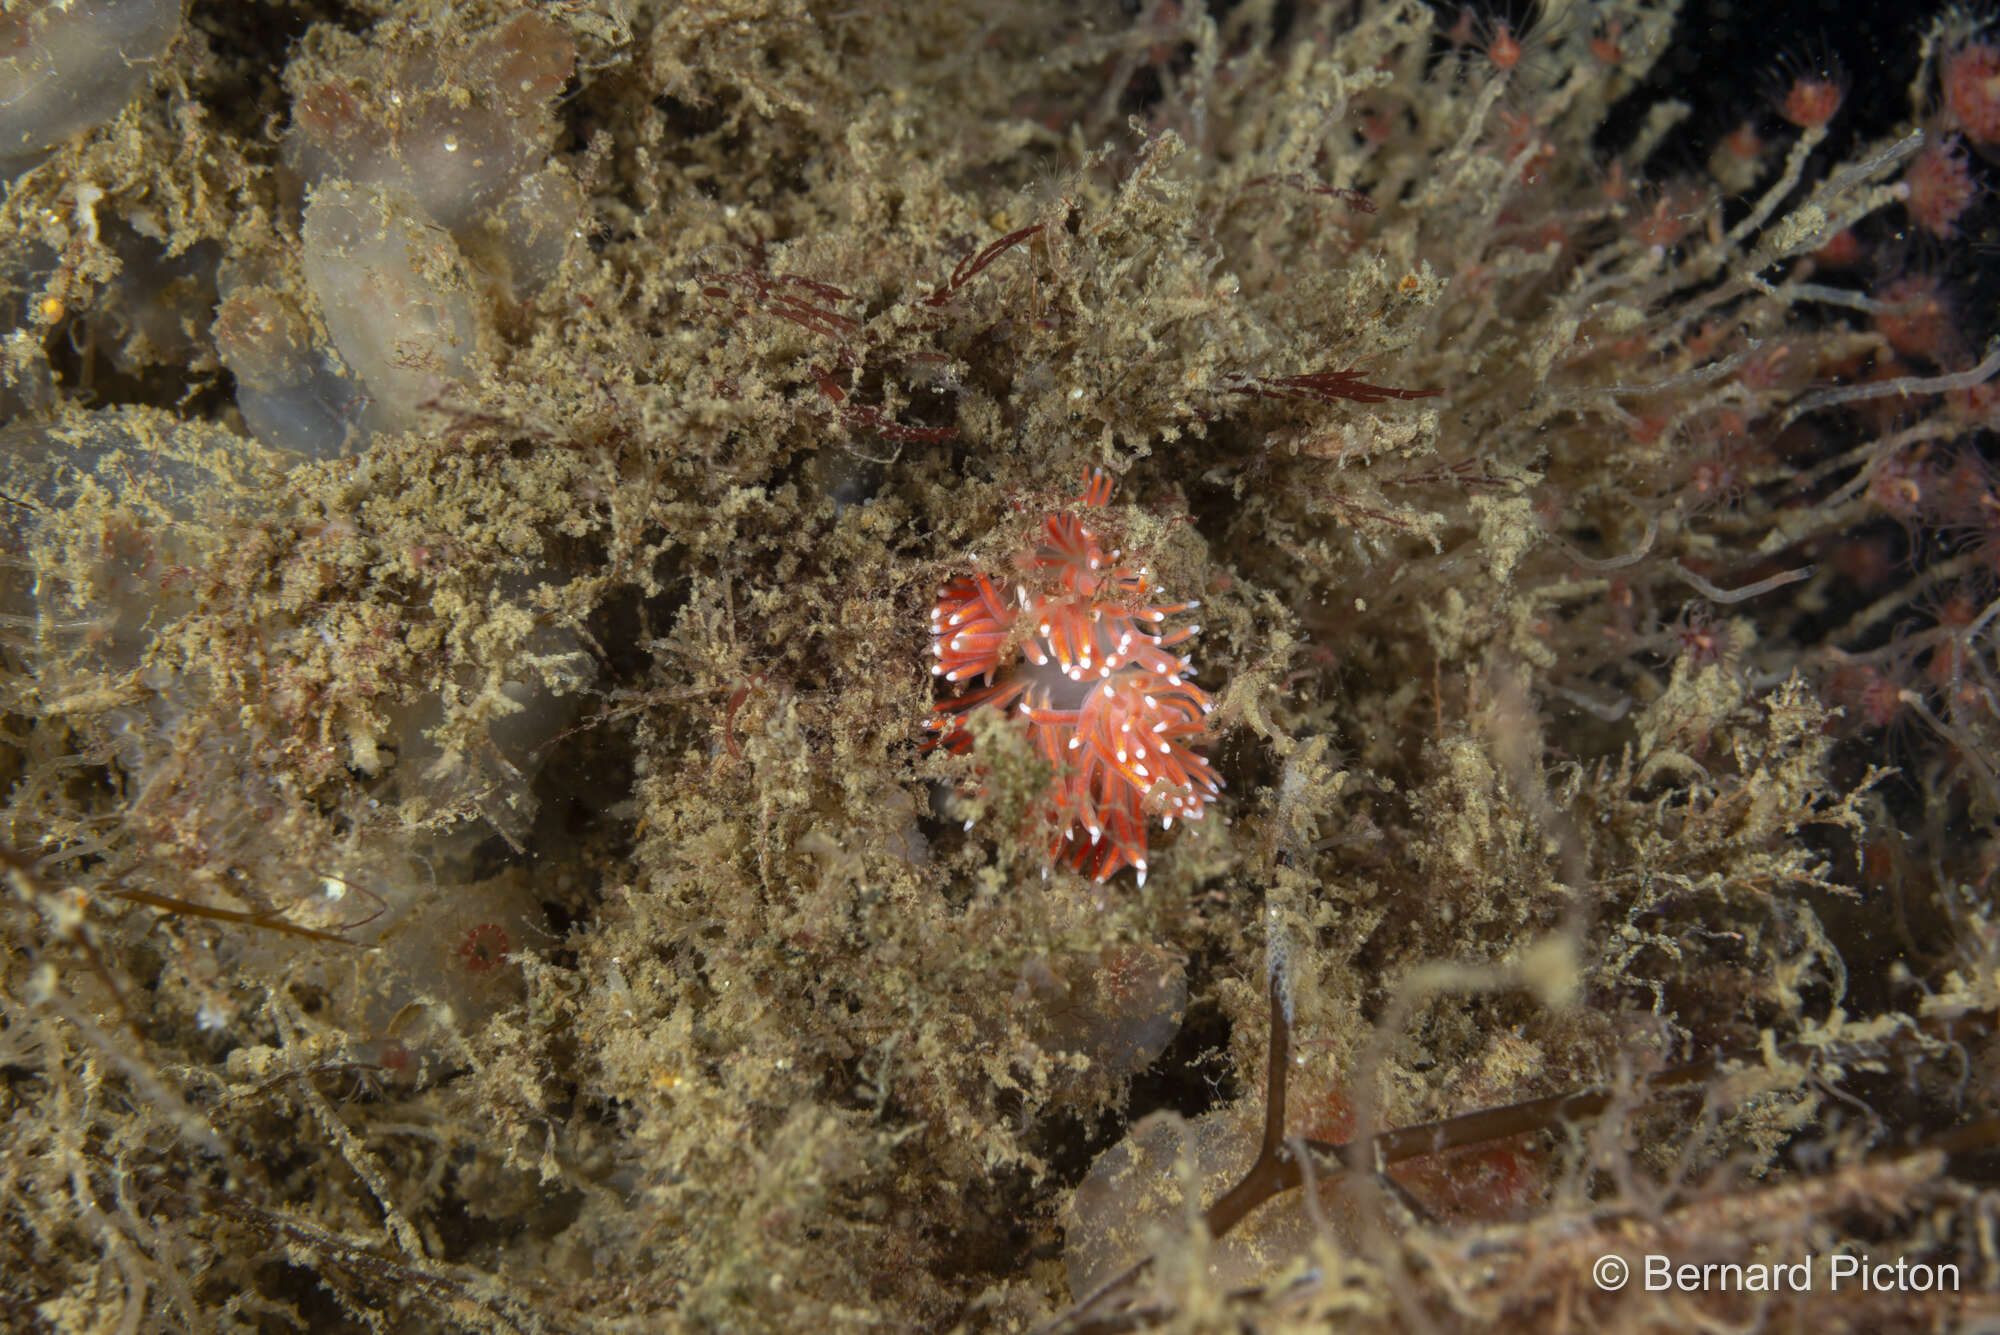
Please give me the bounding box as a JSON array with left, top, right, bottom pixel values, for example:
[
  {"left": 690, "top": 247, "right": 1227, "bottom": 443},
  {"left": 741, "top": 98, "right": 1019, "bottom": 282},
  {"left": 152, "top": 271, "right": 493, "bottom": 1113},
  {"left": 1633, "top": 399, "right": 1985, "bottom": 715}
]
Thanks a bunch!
[{"left": 926, "top": 473, "right": 1221, "bottom": 884}]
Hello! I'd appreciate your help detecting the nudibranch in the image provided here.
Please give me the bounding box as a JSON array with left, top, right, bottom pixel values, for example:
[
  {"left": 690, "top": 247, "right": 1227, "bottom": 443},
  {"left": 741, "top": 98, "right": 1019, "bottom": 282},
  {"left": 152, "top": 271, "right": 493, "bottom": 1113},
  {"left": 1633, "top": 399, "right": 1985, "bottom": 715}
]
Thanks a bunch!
[{"left": 926, "top": 472, "right": 1221, "bottom": 884}]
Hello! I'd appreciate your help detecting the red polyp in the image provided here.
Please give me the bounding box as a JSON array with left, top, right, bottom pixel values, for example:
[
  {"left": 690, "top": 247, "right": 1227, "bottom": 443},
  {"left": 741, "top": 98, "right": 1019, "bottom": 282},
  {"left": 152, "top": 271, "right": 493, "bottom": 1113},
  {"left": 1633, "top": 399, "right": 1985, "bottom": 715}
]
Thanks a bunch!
[
  {"left": 925, "top": 473, "right": 1221, "bottom": 885},
  {"left": 1768, "top": 46, "right": 1847, "bottom": 131},
  {"left": 1874, "top": 273, "right": 1955, "bottom": 362},
  {"left": 1905, "top": 135, "right": 1978, "bottom": 238},
  {"left": 1944, "top": 40, "right": 2000, "bottom": 144},
  {"left": 457, "top": 922, "right": 511, "bottom": 973},
  {"left": 1781, "top": 76, "right": 1844, "bottom": 129}
]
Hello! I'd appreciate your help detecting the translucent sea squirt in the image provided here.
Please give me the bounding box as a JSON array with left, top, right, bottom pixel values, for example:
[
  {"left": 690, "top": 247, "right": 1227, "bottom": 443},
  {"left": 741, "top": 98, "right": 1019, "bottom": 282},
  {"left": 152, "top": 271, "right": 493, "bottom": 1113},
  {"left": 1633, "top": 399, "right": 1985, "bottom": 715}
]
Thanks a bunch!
[
  {"left": 0, "top": 0, "right": 183, "bottom": 175},
  {"left": 927, "top": 473, "right": 1221, "bottom": 884}
]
